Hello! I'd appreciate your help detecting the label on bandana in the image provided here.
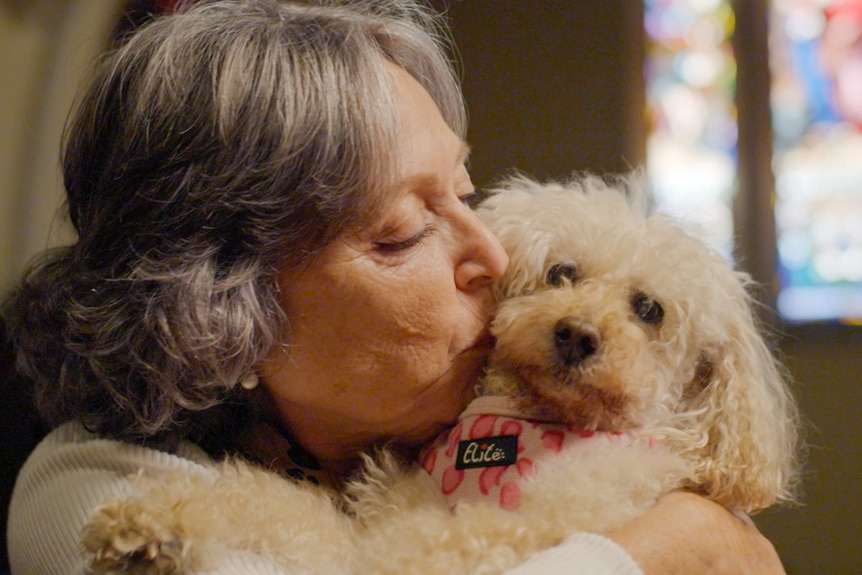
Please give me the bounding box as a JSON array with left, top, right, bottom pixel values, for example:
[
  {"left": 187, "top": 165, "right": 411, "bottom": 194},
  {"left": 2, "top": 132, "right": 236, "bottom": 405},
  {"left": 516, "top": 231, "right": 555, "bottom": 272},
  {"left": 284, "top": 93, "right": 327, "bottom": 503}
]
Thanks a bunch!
[
  {"left": 419, "top": 397, "right": 645, "bottom": 511},
  {"left": 455, "top": 434, "right": 519, "bottom": 470}
]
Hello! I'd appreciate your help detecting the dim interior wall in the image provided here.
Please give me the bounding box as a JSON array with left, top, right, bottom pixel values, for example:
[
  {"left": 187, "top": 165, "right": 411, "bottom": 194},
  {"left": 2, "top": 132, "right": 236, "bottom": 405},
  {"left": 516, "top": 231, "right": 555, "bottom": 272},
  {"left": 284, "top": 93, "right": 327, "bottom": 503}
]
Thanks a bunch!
[
  {"left": 0, "top": 0, "right": 120, "bottom": 296},
  {"left": 436, "top": 0, "right": 645, "bottom": 188},
  {"left": 757, "top": 326, "right": 862, "bottom": 575}
]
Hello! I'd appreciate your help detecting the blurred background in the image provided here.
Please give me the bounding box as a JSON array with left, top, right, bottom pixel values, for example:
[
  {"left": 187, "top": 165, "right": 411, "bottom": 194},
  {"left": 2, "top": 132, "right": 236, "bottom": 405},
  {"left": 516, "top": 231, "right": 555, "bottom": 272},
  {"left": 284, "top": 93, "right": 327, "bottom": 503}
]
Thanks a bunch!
[{"left": 1, "top": 0, "right": 860, "bottom": 573}]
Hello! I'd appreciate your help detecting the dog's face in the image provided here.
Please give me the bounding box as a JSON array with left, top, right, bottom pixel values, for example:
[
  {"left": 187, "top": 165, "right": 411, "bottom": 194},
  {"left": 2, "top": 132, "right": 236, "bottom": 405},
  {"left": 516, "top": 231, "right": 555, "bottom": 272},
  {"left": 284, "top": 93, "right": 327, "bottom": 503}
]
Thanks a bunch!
[
  {"left": 477, "top": 174, "right": 724, "bottom": 431},
  {"left": 476, "top": 173, "right": 799, "bottom": 512}
]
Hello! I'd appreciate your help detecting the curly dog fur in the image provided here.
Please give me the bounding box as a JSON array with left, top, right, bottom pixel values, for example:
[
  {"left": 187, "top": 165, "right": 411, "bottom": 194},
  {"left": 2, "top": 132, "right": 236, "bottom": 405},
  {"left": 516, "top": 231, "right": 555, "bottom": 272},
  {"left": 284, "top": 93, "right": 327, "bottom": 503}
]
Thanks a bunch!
[{"left": 81, "top": 172, "right": 800, "bottom": 575}]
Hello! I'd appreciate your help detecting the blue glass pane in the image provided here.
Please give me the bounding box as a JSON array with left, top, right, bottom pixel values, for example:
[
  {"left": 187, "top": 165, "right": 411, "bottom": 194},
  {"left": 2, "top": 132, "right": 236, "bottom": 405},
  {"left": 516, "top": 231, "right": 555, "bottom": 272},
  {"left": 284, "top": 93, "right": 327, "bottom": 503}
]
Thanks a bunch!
[{"left": 771, "top": 0, "right": 862, "bottom": 324}]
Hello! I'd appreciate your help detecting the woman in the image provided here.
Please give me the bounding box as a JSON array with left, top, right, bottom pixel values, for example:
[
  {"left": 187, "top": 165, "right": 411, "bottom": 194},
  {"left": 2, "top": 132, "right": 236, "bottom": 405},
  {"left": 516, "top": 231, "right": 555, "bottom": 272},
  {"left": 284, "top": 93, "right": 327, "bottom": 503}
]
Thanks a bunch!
[{"left": 4, "top": 1, "right": 785, "bottom": 573}]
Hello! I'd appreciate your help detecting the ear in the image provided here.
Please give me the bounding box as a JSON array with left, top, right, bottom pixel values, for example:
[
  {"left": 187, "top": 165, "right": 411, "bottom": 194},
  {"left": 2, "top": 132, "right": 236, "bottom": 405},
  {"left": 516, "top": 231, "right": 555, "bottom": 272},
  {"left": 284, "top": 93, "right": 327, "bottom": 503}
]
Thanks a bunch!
[{"left": 676, "top": 310, "right": 800, "bottom": 513}]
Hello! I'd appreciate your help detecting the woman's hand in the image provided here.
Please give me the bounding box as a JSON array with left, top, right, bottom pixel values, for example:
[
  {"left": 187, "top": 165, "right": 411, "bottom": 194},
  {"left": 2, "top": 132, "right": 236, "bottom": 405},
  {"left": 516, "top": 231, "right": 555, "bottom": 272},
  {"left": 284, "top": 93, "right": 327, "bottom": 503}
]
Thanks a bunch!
[{"left": 607, "top": 491, "right": 786, "bottom": 575}]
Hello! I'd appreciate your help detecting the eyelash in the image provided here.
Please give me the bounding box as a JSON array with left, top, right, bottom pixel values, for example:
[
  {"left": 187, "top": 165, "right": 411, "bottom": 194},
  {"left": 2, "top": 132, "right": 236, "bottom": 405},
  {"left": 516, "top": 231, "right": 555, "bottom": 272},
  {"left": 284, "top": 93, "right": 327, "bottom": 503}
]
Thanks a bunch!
[
  {"left": 374, "top": 185, "right": 473, "bottom": 253},
  {"left": 460, "top": 192, "right": 482, "bottom": 209},
  {"left": 374, "top": 225, "right": 435, "bottom": 253}
]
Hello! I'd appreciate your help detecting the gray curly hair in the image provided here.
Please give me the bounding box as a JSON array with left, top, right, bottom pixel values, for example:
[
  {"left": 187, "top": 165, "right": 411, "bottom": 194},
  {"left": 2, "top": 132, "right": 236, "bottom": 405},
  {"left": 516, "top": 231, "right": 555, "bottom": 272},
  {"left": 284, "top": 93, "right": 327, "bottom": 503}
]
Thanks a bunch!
[{"left": 3, "top": 0, "right": 465, "bottom": 449}]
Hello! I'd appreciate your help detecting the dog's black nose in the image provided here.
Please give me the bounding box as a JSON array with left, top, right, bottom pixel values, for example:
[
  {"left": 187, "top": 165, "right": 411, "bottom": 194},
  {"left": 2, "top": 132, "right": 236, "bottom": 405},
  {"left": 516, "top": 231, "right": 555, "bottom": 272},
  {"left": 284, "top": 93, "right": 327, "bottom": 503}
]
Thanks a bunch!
[{"left": 554, "top": 317, "right": 600, "bottom": 367}]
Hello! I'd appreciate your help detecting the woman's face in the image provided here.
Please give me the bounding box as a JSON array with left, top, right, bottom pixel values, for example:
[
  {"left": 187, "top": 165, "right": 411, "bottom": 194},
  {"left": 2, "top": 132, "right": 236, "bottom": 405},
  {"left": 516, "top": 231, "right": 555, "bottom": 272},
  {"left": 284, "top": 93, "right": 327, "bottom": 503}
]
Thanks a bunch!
[{"left": 261, "top": 66, "right": 509, "bottom": 471}]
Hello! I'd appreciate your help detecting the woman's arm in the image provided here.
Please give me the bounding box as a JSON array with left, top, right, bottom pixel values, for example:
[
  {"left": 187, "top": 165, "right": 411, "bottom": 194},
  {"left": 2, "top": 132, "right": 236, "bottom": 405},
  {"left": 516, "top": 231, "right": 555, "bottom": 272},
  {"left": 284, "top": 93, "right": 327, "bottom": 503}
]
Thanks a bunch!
[
  {"left": 608, "top": 491, "right": 785, "bottom": 575},
  {"left": 502, "top": 491, "right": 785, "bottom": 575}
]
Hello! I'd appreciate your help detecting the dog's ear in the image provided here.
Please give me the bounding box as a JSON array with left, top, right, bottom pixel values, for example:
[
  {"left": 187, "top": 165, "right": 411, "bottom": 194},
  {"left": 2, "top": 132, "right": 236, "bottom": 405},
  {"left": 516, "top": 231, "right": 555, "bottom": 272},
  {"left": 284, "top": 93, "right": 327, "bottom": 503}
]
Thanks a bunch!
[{"left": 675, "top": 305, "right": 800, "bottom": 513}]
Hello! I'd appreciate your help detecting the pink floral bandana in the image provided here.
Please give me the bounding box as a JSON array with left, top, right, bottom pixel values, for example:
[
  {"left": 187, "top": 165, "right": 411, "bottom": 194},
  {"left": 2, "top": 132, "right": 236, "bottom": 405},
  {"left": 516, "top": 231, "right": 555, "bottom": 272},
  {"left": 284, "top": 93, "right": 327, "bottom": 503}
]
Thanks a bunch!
[{"left": 419, "top": 396, "right": 635, "bottom": 511}]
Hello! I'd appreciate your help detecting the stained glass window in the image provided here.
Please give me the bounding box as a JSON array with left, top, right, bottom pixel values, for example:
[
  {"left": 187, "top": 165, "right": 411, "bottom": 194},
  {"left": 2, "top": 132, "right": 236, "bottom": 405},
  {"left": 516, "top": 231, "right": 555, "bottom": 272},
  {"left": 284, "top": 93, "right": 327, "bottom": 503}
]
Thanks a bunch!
[
  {"left": 644, "top": 0, "right": 738, "bottom": 260},
  {"left": 645, "top": 0, "right": 862, "bottom": 324},
  {"left": 770, "top": 0, "right": 862, "bottom": 323}
]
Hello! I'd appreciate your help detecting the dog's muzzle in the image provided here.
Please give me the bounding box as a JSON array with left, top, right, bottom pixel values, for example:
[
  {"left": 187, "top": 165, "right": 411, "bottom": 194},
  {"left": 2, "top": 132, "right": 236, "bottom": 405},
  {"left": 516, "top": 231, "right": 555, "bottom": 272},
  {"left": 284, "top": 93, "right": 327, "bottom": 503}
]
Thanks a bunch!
[{"left": 554, "top": 317, "right": 600, "bottom": 368}]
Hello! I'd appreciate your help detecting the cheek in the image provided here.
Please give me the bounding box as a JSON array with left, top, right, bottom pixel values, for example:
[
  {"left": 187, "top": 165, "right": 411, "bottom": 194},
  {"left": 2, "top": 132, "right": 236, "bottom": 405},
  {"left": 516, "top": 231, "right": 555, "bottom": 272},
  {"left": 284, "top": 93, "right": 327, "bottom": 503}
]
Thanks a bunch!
[
  {"left": 359, "top": 246, "right": 474, "bottom": 346},
  {"left": 352, "top": 266, "right": 455, "bottom": 348},
  {"left": 284, "top": 259, "right": 460, "bottom": 380}
]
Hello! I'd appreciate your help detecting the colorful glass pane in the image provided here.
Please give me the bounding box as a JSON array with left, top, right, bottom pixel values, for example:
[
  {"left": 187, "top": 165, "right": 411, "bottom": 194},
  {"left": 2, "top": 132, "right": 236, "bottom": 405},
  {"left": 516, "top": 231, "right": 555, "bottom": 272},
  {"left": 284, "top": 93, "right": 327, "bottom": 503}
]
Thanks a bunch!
[
  {"left": 771, "top": 0, "right": 862, "bottom": 323},
  {"left": 644, "top": 0, "right": 738, "bottom": 260}
]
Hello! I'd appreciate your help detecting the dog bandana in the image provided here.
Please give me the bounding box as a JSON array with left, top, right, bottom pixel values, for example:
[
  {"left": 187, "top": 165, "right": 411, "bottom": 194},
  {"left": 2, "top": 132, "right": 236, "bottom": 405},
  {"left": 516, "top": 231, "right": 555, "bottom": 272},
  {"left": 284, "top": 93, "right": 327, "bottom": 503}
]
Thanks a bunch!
[{"left": 418, "top": 395, "right": 634, "bottom": 511}]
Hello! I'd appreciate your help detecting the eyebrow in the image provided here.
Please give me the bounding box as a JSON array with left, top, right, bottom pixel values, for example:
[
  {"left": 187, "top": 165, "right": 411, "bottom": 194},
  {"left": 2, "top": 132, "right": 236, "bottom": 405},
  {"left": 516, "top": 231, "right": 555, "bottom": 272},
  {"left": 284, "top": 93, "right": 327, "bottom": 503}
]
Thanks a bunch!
[{"left": 394, "top": 139, "right": 473, "bottom": 196}]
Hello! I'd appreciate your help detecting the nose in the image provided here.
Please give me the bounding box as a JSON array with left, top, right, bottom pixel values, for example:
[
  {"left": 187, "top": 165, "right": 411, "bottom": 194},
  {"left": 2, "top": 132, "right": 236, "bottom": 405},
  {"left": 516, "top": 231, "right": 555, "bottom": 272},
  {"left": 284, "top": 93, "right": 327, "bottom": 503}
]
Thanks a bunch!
[
  {"left": 454, "top": 212, "right": 509, "bottom": 292},
  {"left": 554, "top": 317, "right": 601, "bottom": 367}
]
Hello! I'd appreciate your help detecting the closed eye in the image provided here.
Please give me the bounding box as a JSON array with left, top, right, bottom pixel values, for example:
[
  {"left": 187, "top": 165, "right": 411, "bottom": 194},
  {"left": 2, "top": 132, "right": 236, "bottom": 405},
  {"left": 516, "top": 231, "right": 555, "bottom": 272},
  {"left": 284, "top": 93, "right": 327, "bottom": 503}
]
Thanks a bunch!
[
  {"left": 459, "top": 192, "right": 483, "bottom": 209},
  {"left": 374, "top": 226, "right": 435, "bottom": 253}
]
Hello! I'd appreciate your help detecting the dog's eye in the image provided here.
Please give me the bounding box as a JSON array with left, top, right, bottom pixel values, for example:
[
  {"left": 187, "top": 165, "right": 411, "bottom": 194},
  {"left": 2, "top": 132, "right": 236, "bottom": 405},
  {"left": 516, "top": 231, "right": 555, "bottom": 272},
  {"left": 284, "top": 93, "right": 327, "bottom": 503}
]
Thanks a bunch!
[
  {"left": 547, "top": 263, "right": 579, "bottom": 286},
  {"left": 632, "top": 292, "right": 664, "bottom": 324}
]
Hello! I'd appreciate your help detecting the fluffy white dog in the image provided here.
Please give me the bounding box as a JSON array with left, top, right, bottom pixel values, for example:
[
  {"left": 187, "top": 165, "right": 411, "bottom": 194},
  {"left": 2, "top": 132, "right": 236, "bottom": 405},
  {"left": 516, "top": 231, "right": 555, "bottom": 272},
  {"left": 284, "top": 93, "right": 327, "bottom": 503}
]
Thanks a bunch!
[{"left": 82, "top": 172, "right": 800, "bottom": 575}]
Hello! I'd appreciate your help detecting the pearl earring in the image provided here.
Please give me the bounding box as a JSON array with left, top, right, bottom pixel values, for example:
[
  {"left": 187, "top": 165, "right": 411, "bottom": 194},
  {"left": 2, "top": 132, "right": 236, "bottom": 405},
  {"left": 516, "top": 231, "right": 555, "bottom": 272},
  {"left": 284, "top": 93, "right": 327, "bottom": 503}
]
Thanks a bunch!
[{"left": 240, "top": 373, "right": 259, "bottom": 390}]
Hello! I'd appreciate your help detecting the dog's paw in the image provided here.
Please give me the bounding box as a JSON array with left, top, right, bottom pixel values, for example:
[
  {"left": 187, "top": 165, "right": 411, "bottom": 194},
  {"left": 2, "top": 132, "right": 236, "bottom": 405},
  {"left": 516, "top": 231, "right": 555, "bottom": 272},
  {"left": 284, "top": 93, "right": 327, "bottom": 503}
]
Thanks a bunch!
[{"left": 81, "top": 498, "right": 190, "bottom": 575}]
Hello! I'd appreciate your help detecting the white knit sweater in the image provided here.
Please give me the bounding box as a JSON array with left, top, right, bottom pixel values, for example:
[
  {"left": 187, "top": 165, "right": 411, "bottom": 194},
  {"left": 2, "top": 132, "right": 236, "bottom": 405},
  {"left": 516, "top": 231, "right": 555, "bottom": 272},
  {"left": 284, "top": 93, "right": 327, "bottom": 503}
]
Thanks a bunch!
[{"left": 8, "top": 422, "right": 642, "bottom": 575}]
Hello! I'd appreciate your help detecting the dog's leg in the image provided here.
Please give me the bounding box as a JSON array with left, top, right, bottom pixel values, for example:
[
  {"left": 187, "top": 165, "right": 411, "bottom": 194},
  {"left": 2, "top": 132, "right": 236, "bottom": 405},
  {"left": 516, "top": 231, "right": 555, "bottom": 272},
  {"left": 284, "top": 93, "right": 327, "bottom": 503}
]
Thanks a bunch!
[{"left": 82, "top": 496, "right": 191, "bottom": 575}]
